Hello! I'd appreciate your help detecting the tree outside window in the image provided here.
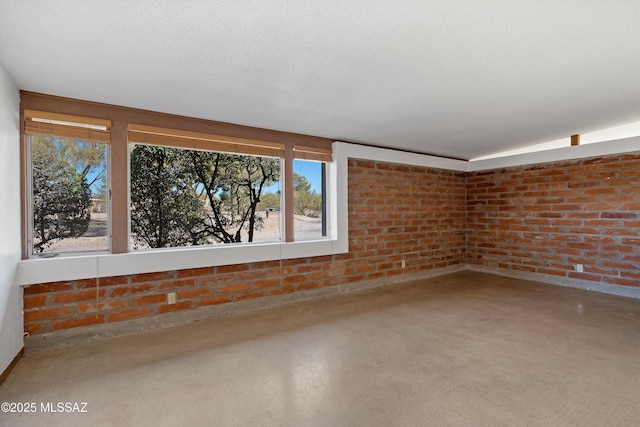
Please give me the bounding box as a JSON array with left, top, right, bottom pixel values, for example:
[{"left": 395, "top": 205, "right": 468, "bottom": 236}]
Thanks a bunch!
[
  {"left": 30, "top": 136, "right": 109, "bottom": 254},
  {"left": 129, "top": 144, "right": 281, "bottom": 249}
]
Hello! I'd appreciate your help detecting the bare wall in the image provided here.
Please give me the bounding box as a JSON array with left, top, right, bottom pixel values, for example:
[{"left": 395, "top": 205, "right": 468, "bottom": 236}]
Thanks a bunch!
[
  {"left": 468, "top": 153, "right": 640, "bottom": 287},
  {"left": 0, "top": 63, "right": 22, "bottom": 372}
]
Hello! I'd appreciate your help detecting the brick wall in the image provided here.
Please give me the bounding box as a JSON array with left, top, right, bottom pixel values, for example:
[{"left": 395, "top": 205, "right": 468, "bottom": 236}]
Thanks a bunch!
[
  {"left": 23, "top": 159, "right": 467, "bottom": 335},
  {"left": 468, "top": 153, "right": 640, "bottom": 286}
]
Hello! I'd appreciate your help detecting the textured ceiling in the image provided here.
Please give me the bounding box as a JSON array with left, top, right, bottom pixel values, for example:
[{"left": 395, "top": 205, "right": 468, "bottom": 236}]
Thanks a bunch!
[{"left": 2, "top": 1, "right": 640, "bottom": 159}]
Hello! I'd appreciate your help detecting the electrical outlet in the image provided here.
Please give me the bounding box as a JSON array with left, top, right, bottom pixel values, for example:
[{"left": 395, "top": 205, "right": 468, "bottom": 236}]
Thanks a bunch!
[
  {"left": 576, "top": 264, "right": 583, "bottom": 273},
  {"left": 167, "top": 292, "right": 176, "bottom": 305},
  {"left": 402, "top": 259, "right": 406, "bottom": 269}
]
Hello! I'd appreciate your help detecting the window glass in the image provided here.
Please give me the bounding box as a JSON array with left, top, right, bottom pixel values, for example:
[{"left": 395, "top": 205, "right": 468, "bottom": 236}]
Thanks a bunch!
[
  {"left": 293, "top": 160, "right": 326, "bottom": 240},
  {"left": 129, "top": 144, "right": 281, "bottom": 249},
  {"left": 29, "top": 136, "right": 109, "bottom": 255},
  {"left": 255, "top": 174, "right": 282, "bottom": 243}
]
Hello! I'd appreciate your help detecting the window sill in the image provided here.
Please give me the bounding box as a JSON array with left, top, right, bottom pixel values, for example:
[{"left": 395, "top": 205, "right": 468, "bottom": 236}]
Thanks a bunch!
[{"left": 16, "top": 238, "right": 348, "bottom": 287}]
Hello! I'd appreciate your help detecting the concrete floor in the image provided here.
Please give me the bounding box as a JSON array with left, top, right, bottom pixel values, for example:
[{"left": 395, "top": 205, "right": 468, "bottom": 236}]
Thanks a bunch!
[{"left": 1, "top": 271, "right": 640, "bottom": 426}]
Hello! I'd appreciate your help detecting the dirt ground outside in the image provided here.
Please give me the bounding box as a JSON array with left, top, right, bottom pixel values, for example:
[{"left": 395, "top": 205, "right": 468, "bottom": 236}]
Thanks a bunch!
[
  {"left": 40, "top": 212, "right": 323, "bottom": 254},
  {"left": 44, "top": 213, "right": 109, "bottom": 253}
]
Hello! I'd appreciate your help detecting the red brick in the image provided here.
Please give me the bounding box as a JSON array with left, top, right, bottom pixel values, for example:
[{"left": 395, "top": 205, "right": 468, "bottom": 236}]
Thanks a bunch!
[
  {"left": 236, "top": 291, "right": 264, "bottom": 300},
  {"left": 567, "top": 243, "right": 598, "bottom": 250},
  {"left": 110, "top": 283, "right": 154, "bottom": 297},
  {"left": 601, "top": 212, "right": 637, "bottom": 219},
  {"left": 602, "top": 245, "right": 635, "bottom": 253},
  {"left": 76, "top": 276, "right": 129, "bottom": 289},
  {"left": 52, "top": 314, "right": 105, "bottom": 330},
  {"left": 283, "top": 275, "right": 307, "bottom": 285},
  {"left": 216, "top": 264, "right": 249, "bottom": 274},
  {"left": 269, "top": 286, "right": 295, "bottom": 296},
  {"left": 604, "top": 228, "right": 637, "bottom": 236},
  {"left": 24, "top": 306, "right": 74, "bottom": 322},
  {"left": 252, "top": 279, "right": 281, "bottom": 289},
  {"left": 570, "top": 227, "right": 599, "bottom": 235},
  {"left": 158, "top": 279, "right": 196, "bottom": 291},
  {"left": 265, "top": 267, "right": 282, "bottom": 276},
  {"left": 583, "top": 220, "right": 618, "bottom": 228},
  {"left": 217, "top": 283, "right": 250, "bottom": 293},
  {"left": 602, "top": 261, "right": 637, "bottom": 270},
  {"left": 24, "top": 323, "right": 43, "bottom": 335},
  {"left": 296, "top": 264, "right": 324, "bottom": 273},
  {"left": 52, "top": 289, "right": 106, "bottom": 304},
  {"left": 132, "top": 294, "right": 166, "bottom": 306},
  {"left": 322, "top": 277, "right": 345, "bottom": 287},
  {"left": 93, "top": 276, "right": 129, "bottom": 287},
  {"left": 23, "top": 295, "right": 47, "bottom": 309},
  {"left": 200, "top": 295, "right": 233, "bottom": 306},
  {"left": 237, "top": 271, "right": 266, "bottom": 281},
  {"left": 75, "top": 278, "right": 99, "bottom": 289},
  {"left": 251, "top": 260, "right": 281, "bottom": 270},
  {"left": 298, "top": 282, "right": 320, "bottom": 290},
  {"left": 177, "top": 288, "right": 212, "bottom": 299},
  {"left": 279, "top": 267, "right": 297, "bottom": 276},
  {"left": 131, "top": 271, "right": 175, "bottom": 284},
  {"left": 158, "top": 301, "right": 193, "bottom": 313},
  {"left": 77, "top": 299, "right": 128, "bottom": 314},
  {"left": 176, "top": 267, "right": 214, "bottom": 278},
  {"left": 536, "top": 268, "right": 567, "bottom": 277},
  {"left": 199, "top": 276, "right": 223, "bottom": 287},
  {"left": 24, "top": 282, "right": 72, "bottom": 295},
  {"left": 108, "top": 308, "right": 154, "bottom": 322},
  {"left": 602, "top": 195, "right": 637, "bottom": 203},
  {"left": 567, "top": 272, "right": 601, "bottom": 281},
  {"left": 620, "top": 270, "right": 640, "bottom": 280},
  {"left": 584, "top": 236, "right": 616, "bottom": 244},
  {"left": 603, "top": 277, "right": 640, "bottom": 287},
  {"left": 585, "top": 204, "right": 621, "bottom": 211}
]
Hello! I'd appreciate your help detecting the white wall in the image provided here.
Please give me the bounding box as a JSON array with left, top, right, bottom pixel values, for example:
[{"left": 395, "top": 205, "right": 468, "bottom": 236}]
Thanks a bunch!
[{"left": 0, "top": 63, "right": 22, "bottom": 373}]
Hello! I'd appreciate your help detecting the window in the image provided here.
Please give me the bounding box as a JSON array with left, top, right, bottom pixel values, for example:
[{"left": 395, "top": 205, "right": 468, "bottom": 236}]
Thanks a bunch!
[
  {"left": 21, "top": 95, "right": 336, "bottom": 262},
  {"left": 25, "top": 111, "right": 110, "bottom": 256},
  {"left": 129, "top": 143, "right": 282, "bottom": 249},
  {"left": 293, "top": 159, "right": 327, "bottom": 241}
]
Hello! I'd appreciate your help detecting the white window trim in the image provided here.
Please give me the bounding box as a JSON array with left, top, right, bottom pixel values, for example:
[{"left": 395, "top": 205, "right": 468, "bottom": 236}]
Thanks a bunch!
[
  {"left": 15, "top": 142, "right": 349, "bottom": 286},
  {"left": 467, "top": 135, "right": 640, "bottom": 171}
]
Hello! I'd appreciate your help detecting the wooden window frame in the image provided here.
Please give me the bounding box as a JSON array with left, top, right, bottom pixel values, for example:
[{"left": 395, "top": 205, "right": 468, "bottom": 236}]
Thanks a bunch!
[
  {"left": 20, "top": 92, "right": 333, "bottom": 257},
  {"left": 24, "top": 111, "right": 112, "bottom": 257}
]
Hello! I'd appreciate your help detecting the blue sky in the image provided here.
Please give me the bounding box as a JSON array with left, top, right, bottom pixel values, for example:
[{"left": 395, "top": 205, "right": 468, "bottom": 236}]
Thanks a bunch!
[
  {"left": 294, "top": 160, "right": 322, "bottom": 193},
  {"left": 263, "top": 160, "right": 323, "bottom": 194}
]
